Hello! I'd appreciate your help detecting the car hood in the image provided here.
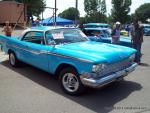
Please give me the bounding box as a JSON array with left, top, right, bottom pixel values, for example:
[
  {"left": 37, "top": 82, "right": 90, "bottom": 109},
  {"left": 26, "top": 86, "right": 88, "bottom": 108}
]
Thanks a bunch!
[{"left": 53, "top": 41, "right": 136, "bottom": 64}]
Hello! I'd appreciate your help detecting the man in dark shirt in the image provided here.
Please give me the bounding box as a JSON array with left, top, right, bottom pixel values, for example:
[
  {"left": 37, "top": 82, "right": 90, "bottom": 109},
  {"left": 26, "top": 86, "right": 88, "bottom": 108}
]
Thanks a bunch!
[{"left": 131, "top": 19, "right": 143, "bottom": 64}]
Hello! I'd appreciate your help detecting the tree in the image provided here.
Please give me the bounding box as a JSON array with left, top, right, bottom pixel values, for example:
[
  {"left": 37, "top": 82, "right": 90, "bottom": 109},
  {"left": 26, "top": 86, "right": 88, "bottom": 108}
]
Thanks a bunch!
[
  {"left": 100, "top": 0, "right": 106, "bottom": 14},
  {"left": 83, "top": 0, "right": 107, "bottom": 23},
  {"left": 2, "top": 0, "right": 46, "bottom": 17},
  {"left": 58, "top": 7, "right": 79, "bottom": 21},
  {"left": 87, "top": 12, "right": 107, "bottom": 23},
  {"left": 84, "top": 0, "right": 106, "bottom": 15},
  {"left": 79, "top": 12, "right": 107, "bottom": 24},
  {"left": 107, "top": 14, "right": 113, "bottom": 23},
  {"left": 135, "top": 3, "right": 150, "bottom": 23},
  {"left": 111, "top": 0, "right": 131, "bottom": 24},
  {"left": 84, "top": 0, "right": 98, "bottom": 15}
]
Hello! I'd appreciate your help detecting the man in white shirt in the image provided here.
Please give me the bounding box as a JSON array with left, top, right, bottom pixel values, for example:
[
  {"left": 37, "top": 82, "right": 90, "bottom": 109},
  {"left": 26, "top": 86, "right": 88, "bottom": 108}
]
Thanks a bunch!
[{"left": 111, "top": 22, "right": 121, "bottom": 44}]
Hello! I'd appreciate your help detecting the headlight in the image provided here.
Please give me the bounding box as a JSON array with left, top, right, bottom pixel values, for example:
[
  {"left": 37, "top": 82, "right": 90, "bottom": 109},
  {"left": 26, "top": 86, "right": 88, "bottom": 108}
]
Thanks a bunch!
[
  {"left": 92, "top": 64, "right": 106, "bottom": 73},
  {"left": 129, "top": 54, "right": 135, "bottom": 62}
]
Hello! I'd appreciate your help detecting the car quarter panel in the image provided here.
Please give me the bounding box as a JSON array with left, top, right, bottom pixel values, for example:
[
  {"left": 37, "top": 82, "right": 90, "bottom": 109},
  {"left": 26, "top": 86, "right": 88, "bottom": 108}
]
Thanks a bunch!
[{"left": 2, "top": 36, "right": 49, "bottom": 72}]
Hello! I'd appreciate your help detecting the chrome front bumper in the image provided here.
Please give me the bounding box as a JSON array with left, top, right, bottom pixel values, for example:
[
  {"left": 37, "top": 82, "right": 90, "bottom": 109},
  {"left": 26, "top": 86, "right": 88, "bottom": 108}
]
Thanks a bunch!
[{"left": 80, "top": 63, "right": 138, "bottom": 88}]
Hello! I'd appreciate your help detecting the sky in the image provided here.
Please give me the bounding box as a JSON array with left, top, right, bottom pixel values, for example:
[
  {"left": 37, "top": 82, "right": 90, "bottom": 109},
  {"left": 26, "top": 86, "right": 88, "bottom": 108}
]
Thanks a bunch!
[{"left": 43, "top": 0, "right": 150, "bottom": 19}]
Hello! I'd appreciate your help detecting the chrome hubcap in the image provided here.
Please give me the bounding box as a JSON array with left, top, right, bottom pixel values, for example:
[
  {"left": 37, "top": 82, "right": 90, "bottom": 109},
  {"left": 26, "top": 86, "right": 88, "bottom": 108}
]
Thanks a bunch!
[
  {"left": 62, "top": 73, "right": 79, "bottom": 92},
  {"left": 10, "top": 53, "right": 15, "bottom": 65}
]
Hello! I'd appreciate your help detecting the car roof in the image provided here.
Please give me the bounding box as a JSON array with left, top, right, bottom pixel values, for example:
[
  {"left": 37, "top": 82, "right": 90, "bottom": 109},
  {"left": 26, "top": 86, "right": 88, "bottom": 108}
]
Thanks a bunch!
[
  {"left": 84, "top": 23, "right": 110, "bottom": 26},
  {"left": 21, "top": 26, "right": 78, "bottom": 36},
  {"left": 30, "top": 26, "right": 69, "bottom": 31}
]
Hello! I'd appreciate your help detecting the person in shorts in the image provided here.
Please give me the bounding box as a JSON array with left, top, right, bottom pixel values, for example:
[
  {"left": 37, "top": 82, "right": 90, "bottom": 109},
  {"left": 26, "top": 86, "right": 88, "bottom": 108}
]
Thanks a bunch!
[
  {"left": 111, "top": 22, "right": 121, "bottom": 44},
  {"left": 2, "top": 21, "right": 12, "bottom": 37}
]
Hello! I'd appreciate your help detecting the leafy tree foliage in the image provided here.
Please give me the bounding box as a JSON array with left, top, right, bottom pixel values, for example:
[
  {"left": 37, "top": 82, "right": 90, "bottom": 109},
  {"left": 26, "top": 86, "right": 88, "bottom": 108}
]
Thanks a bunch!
[
  {"left": 111, "top": 0, "right": 131, "bottom": 24},
  {"left": 84, "top": 0, "right": 98, "bottom": 15},
  {"left": 100, "top": 0, "right": 106, "bottom": 14},
  {"left": 107, "top": 14, "right": 113, "bottom": 23},
  {"left": 80, "top": 12, "right": 107, "bottom": 24},
  {"left": 135, "top": 3, "right": 150, "bottom": 23},
  {"left": 58, "top": 7, "right": 79, "bottom": 21},
  {"left": 83, "top": 0, "right": 107, "bottom": 23},
  {"left": 84, "top": 0, "right": 106, "bottom": 15}
]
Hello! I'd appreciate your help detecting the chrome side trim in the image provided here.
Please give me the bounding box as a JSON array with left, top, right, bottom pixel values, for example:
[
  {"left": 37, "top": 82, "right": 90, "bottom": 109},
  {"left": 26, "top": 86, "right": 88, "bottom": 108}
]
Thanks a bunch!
[
  {"left": 7, "top": 44, "right": 45, "bottom": 55},
  {"left": 47, "top": 52, "right": 93, "bottom": 63},
  {"left": 7, "top": 44, "right": 93, "bottom": 63},
  {"left": 80, "top": 63, "right": 138, "bottom": 88}
]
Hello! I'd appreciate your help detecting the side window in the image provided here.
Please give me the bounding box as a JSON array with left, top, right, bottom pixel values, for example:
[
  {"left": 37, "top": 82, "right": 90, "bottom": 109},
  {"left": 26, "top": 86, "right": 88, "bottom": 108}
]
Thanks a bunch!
[{"left": 22, "top": 31, "right": 45, "bottom": 45}]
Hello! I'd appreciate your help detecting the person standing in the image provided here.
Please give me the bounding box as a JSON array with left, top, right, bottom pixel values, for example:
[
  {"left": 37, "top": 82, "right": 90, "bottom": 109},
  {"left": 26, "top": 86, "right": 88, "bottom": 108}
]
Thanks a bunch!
[
  {"left": 111, "top": 22, "right": 121, "bottom": 44},
  {"left": 131, "top": 19, "right": 143, "bottom": 64},
  {"left": 2, "top": 21, "right": 12, "bottom": 37}
]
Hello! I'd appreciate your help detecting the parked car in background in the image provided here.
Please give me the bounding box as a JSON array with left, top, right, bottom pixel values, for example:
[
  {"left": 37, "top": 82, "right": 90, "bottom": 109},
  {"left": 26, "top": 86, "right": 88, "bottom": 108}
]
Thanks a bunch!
[
  {"left": 83, "top": 23, "right": 112, "bottom": 33},
  {"left": 144, "top": 29, "right": 150, "bottom": 36},
  {"left": 83, "top": 23, "right": 111, "bottom": 28},
  {"left": 0, "top": 26, "right": 137, "bottom": 95},
  {"left": 141, "top": 24, "right": 150, "bottom": 36},
  {"left": 120, "top": 30, "right": 129, "bottom": 36},
  {"left": 83, "top": 28, "right": 132, "bottom": 47}
]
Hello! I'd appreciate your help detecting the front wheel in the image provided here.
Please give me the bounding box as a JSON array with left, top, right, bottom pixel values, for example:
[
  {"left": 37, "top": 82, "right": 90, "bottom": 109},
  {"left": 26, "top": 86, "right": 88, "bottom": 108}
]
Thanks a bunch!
[{"left": 59, "top": 67, "right": 85, "bottom": 95}]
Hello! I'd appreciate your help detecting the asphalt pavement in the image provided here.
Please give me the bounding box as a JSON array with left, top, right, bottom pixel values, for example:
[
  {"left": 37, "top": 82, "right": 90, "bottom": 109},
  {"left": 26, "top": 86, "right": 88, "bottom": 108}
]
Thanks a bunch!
[{"left": 0, "top": 29, "right": 150, "bottom": 113}]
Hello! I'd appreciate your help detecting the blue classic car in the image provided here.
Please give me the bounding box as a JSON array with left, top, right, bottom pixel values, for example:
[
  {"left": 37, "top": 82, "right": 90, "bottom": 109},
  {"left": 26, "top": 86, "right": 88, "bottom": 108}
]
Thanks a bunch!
[
  {"left": 0, "top": 26, "right": 137, "bottom": 95},
  {"left": 83, "top": 28, "right": 132, "bottom": 47}
]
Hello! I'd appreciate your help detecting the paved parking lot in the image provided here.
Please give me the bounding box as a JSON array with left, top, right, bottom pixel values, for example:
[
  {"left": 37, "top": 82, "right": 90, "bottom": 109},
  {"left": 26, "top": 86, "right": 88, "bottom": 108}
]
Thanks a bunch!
[{"left": 0, "top": 28, "right": 150, "bottom": 113}]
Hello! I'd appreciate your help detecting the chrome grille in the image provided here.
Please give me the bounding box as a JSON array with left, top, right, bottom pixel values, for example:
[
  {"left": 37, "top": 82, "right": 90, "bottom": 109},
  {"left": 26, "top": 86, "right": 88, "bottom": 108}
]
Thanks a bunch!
[{"left": 100, "top": 59, "right": 131, "bottom": 76}]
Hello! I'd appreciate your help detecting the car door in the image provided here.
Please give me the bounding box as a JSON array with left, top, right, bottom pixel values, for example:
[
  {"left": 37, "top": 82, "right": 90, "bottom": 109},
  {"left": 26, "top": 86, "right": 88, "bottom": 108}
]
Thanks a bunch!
[{"left": 20, "top": 31, "right": 50, "bottom": 72}]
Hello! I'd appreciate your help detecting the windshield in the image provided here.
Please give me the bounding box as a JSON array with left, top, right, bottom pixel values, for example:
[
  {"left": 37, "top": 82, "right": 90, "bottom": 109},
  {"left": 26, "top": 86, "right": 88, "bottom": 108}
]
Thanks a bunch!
[{"left": 45, "top": 28, "right": 88, "bottom": 45}]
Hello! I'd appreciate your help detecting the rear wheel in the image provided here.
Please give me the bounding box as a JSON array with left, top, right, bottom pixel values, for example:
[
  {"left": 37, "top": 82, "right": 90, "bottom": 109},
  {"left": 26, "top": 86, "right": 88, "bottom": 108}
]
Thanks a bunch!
[
  {"left": 9, "top": 51, "right": 20, "bottom": 67},
  {"left": 59, "top": 67, "right": 85, "bottom": 95}
]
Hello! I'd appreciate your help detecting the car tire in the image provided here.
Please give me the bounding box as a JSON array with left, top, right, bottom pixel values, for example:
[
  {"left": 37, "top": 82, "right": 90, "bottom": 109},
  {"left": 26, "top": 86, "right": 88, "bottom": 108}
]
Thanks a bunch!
[
  {"left": 59, "top": 67, "right": 85, "bottom": 95},
  {"left": 9, "top": 51, "right": 20, "bottom": 67}
]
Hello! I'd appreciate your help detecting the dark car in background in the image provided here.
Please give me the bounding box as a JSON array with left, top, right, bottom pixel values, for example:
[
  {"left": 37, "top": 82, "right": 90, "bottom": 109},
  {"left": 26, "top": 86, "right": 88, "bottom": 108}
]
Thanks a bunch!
[
  {"left": 141, "top": 24, "right": 150, "bottom": 36},
  {"left": 144, "top": 29, "right": 150, "bottom": 36}
]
